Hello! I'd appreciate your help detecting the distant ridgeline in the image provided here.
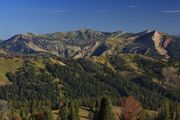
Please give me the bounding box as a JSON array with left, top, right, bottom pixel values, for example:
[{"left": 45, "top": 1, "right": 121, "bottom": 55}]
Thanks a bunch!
[{"left": 0, "top": 29, "right": 179, "bottom": 60}]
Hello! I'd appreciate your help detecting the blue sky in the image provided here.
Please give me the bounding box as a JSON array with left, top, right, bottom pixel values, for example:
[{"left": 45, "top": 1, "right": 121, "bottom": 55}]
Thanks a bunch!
[{"left": 0, "top": 0, "right": 180, "bottom": 39}]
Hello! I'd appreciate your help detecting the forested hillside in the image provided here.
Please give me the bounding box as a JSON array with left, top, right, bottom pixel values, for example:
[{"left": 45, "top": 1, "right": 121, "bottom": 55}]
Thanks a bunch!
[{"left": 0, "top": 53, "right": 179, "bottom": 119}]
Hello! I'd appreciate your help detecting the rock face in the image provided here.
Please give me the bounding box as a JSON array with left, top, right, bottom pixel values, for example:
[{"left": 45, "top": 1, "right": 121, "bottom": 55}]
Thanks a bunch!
[
  {"left": 152, "top": 31, "right": 172, "bottom": 59},
  {"left": 123, "top": 30, "right": 180, "bottom": 59},
  {"left": 0, "top": 29, "right": 179, "bottom": 59}
]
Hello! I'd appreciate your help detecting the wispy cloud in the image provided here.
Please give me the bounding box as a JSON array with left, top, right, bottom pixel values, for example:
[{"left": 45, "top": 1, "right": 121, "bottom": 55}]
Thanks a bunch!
[
  {"left": 51, "top": 10, "right": 69, "bottom": 13},
  {"left": 9, "top": 8, "right": 52, "bottom": 11},
  {"left": 9, "top": 8, "right": 70, "bottom": 14},
  {"left": 162, "top": 9, "right": 180, "bottom": 13},
  {"left": 129, "top": 5, "right": 138, "bottom": 8}
]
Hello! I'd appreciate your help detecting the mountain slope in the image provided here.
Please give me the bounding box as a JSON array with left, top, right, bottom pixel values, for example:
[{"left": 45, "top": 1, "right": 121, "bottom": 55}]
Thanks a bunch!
[
  {"left": 0, "top": 54, "right": 66, "bottom": 85},
  {"left": 0, "top": 56, "right": 23, "bottom": 85},
  {"left": 0, "top": 29, "right": 180, "bottom": 59},
  {"left": 44, "top": 54, "right": 180, "bottom": 109},
  {"left": 0, "top": 53, "right": 179, "bottom": 110}
]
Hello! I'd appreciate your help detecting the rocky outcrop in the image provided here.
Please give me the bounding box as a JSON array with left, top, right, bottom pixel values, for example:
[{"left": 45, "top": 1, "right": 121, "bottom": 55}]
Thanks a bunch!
[{"left": 152, "top": 31, "right": 172, "bottom": 59}]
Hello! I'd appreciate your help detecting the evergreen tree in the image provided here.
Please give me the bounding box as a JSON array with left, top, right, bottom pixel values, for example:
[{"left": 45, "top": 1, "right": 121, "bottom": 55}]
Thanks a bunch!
[
  {"left": 58, "top": 103, "right": 69, "bottom": 120},
  {"left": 43, "top": 110, "right": 53, "bottom": 120},
  {"left": 69, "top": 102, "right": 80, "bottom": 120},
  {"left": 164, "top": 100, "right": 171, "bottom": 120},
  {"left": 20, "top": 107, "right": 29, "bottom": 120},
  {"left": 176, "top": 104, "right": 180, "bottom": 120},
  {"left": 158, "top": 99, "right": 171, "bottom": 120},
  {"left": 95, "top": 97, "right": 115, "bottom": 120}
]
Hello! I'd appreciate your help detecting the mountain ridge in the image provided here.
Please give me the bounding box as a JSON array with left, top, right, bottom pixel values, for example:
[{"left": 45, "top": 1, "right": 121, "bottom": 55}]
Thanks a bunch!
[{"left": 0, "top": 29, "right": 179, "bottom": 59}]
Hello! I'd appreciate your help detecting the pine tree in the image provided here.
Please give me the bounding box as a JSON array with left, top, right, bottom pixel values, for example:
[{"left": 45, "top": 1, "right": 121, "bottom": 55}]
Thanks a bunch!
[
  {"left": 164, "top": 100, "right": 171, "bottom": 120},
  {"left": 20, "top": 107, "right": 29, "bottom": 120},
  {"left": 158, "top": 99, "right": 171, "bottom": 120},
  {"left": 95, "top": 97, "right": 115, "bottom": 120},
  {"left": 43, "top": 110, "right": 53, "bottom": 120},
  {"left": 69, "top": 102, "right": 80, "bottom": 120},
  {"left": 176, "top": 104, "right": 180, "bottom": 120},
  {"left": 58, "top": 103, "right": 69, "bottom": 120}
]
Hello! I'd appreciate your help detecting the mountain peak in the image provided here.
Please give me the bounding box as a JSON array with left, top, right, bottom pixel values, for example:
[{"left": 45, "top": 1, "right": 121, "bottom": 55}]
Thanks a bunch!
[
  {"left": 21, "top": 32, "right": 36, "bottom": 36},
  {"left": 144, "top": 29, "right": 154, "bottom": 33},
  {"left": 78, "top": 28, "right": 95, "bottom": 32},
  {"left": 69, "top": 29, "right": 98, "bottom": 34}
]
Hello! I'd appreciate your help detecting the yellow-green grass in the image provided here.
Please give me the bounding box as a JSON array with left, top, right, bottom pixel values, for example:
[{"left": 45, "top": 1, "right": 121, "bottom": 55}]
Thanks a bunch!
[
  {"left": 76, "top": 106, "right": 122, "bottom": 120},
  {"left": 78, "top": 106, "right": 157, "bottom": 120},
  {"left": 52, "top": 107, "right": 91, "bottom": 120},
  {"left": 0, "top": 56, "right": 66, "bottom": 85},
  {"left": 79, "top": 107, "right": 92, "bottom": 120},
  {"left": 52, "top": 110, "right": 59, "bottom": 120},
  {"left": 143, "top": 109, "right": 159, "bottom": 120},
  {"left": 0, "top": 57, "right": 23, "bottom": 85},
  {"left": 89, "top": 56, "right": 116, "bottom": 72}
]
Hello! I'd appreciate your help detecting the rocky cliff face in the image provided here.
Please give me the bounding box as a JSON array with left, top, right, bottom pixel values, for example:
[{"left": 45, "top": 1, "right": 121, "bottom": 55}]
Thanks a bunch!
[
  {"left": 0, "top": 29, "right": 179, "bottom": 59},
  {"left": 152, "top": 31, "right": 172, "bottom": 59}
]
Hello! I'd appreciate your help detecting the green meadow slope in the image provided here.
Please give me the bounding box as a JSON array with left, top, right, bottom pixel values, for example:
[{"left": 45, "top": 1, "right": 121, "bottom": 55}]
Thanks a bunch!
[
  {"left": 0, "top": 54, "right": 65, "bottom": 85},
  {"left": 0, "top": 56, "right": 23, "bottom": 85}
]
